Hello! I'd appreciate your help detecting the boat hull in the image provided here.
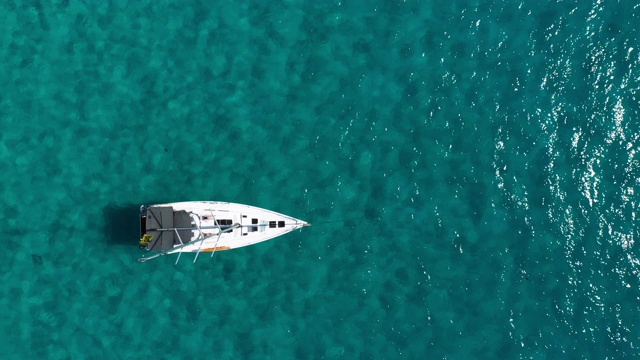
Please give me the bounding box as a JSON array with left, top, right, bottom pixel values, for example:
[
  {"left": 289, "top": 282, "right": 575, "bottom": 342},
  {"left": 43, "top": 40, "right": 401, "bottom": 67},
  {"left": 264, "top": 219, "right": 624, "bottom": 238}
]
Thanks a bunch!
[{"left": 139, "top": 201, "right": 309, "bottom": 254}]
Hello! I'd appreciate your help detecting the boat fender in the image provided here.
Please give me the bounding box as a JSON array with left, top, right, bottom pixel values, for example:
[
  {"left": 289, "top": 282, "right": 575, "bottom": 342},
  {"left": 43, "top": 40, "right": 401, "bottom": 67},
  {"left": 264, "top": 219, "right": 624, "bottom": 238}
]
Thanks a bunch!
[{"left": 139, "top": 233, "right": 153, "bottom": 245}]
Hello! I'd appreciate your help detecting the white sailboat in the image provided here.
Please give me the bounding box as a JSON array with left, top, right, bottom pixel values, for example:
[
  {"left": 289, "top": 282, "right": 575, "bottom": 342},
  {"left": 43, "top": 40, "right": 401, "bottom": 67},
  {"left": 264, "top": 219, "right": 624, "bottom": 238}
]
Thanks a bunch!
[{"left": 138, "top": 201, "right": 310, "bottom": 263}]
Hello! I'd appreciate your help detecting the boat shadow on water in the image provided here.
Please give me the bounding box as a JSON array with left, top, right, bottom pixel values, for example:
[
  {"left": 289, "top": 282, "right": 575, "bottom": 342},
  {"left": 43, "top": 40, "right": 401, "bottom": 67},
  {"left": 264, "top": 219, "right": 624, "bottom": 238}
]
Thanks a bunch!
[{"left": 102, "top": 203, "right": 144, "bottom": 246}]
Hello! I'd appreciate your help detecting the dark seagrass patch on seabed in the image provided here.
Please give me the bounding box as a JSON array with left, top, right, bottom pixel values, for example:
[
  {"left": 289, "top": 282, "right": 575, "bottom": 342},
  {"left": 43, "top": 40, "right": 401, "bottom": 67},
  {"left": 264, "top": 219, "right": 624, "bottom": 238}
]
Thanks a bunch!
[{"left": 32, "top": 254, "right": 43, "bottom": 265}]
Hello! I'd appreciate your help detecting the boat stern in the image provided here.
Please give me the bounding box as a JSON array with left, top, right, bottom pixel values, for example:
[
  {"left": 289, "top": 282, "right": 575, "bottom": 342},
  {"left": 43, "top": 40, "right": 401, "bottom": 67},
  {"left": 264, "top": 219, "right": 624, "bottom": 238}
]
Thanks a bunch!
[{"left": 139, "top": 205, "right": 148, "bottom": 248}]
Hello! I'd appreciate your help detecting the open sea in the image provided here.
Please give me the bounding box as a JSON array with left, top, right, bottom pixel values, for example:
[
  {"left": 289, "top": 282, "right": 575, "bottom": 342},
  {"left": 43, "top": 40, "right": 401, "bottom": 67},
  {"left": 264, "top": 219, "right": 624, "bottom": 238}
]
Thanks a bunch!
[{"left": 1, "top": 0, "right": 639, "bottom": 358}]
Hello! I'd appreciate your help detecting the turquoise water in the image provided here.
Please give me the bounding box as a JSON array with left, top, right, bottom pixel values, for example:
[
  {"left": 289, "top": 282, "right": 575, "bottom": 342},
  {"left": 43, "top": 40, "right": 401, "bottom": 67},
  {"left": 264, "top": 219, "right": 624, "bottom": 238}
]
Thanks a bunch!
[{"left": 1, "top": 0, "right": 639, "bottom": 358}]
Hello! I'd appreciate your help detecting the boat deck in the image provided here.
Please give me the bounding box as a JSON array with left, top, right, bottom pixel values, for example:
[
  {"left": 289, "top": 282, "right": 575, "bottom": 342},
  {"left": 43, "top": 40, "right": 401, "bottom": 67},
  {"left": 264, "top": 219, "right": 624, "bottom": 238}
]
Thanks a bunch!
[{"left": 140, "top": 201, "right": 307, "bottom": 253}]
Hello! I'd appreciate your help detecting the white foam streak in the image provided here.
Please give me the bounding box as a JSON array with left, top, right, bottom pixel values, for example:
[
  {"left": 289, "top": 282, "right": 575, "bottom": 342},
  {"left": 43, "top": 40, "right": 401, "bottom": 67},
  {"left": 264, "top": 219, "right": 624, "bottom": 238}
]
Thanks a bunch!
[
  {"left": 580, "top": 156, "right": 600, "bottom": 207},
  {"left": 608, "top": 98, "right": 625, "bottom": 143}
]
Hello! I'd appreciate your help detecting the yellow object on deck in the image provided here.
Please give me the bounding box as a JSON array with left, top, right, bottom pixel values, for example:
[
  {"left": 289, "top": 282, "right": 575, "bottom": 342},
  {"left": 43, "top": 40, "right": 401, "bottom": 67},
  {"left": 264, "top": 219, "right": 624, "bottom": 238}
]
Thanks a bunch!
[
  {"left": 202, "top": 246, "right": 230, "bottom": 252},
  {"left": 140, "top": 234, "right": 153, "bottom": 245}
]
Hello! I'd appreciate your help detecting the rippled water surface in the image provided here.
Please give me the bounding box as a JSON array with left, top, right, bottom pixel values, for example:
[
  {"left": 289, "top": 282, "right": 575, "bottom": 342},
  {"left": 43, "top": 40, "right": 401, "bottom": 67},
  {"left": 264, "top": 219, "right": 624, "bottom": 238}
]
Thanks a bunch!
[{"left": 0, "top": 1, "right": 639, "bottom": 358}]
